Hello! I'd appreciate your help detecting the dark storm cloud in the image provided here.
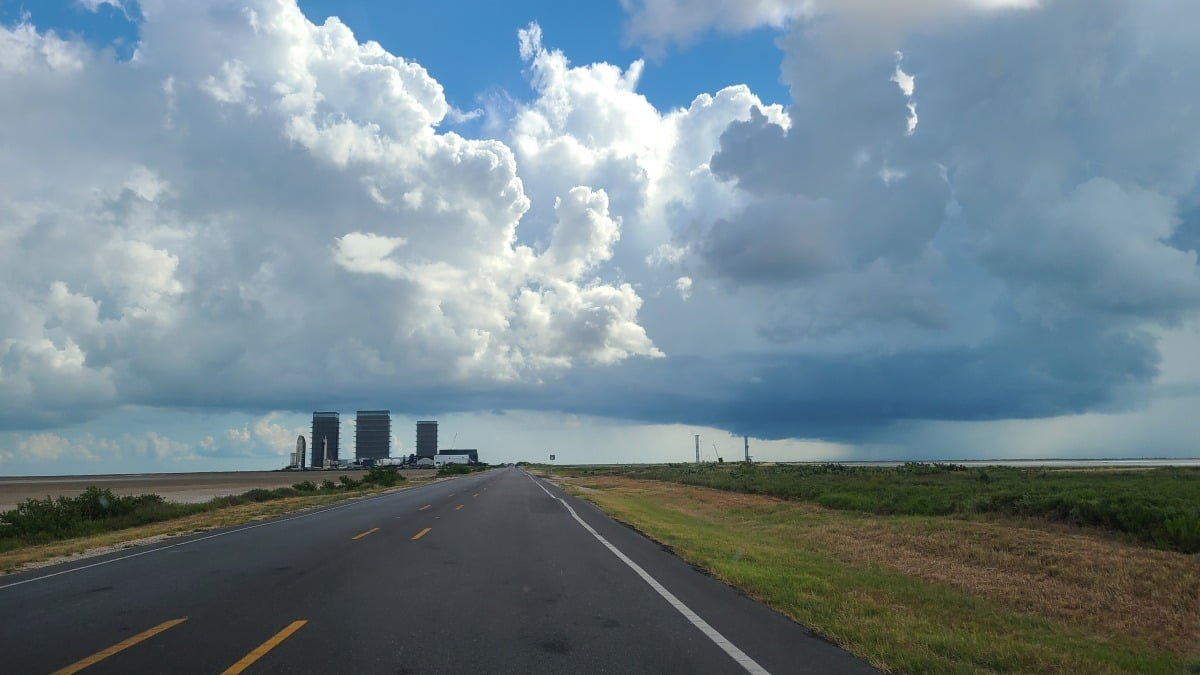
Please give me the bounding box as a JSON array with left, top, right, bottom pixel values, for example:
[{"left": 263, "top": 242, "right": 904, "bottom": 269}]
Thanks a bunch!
[{"left": 531, "top": 317, "right": 1160, "bottom": 441}]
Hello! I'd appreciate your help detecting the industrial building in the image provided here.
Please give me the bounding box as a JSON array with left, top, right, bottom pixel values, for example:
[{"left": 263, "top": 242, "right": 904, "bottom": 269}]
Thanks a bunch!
[
  {"left": 434, "top": 454, "right": 470, "bottom": 467},
  {"left": 311, "top": 411, "right": 340, "bottom": 468},
  {"left": 416, "top": 420, "right": 438, "bottom": 459},
  {"left": 437, "top": 449, "right": 479, "bottom": 464},
  {"left": 355, "top": 410, "right": 391, "bottom": 461}
]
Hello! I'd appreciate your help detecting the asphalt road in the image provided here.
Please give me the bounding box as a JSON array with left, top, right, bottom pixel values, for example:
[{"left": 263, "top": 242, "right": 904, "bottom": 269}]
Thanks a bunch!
[{"left": 0, "top": 467, "right": 877, "bottom": 674}]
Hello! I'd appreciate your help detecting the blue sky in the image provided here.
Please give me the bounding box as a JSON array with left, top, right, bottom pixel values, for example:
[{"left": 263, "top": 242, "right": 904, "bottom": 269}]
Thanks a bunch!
[
  {"left": 297, "top": 1, "right": 790, "bottom": 113},
  {"left": 1, "top": 0, "right": 1199, "bottom": 474},
  {"left": 1, "top": 0, "right": 790, "bottom": 110}
]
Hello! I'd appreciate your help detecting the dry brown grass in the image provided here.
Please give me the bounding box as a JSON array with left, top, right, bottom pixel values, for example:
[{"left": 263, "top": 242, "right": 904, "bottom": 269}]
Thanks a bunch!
[{"left": 557, "top": 475, "right": 1200, "bottom": 656}]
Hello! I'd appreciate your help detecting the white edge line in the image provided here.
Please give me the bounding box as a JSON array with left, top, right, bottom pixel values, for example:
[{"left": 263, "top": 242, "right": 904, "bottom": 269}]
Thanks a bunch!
[
  {"left": 526, "top": 472, "right": 770, "bottom": 675},
  {"left": 0, "top": 481, "right": 439, "bottom": 592}
]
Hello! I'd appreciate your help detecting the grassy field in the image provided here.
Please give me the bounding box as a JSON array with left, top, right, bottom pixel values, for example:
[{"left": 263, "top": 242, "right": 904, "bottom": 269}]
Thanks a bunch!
[
  {"left": 542, "top": 468, "right": 1200, "bottom": 674},
  {"left": 558, "top": 463, "right": 1200, "bottom": 552}
]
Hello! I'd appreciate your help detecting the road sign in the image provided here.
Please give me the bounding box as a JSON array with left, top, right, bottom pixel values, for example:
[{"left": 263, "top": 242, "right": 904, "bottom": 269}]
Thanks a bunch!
[{"left": 549, "top": 454, "right": 556, "bottom": 461}]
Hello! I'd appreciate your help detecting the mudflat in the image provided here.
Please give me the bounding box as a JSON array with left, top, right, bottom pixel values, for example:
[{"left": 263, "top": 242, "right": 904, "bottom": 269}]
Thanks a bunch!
[{"left": 0, "top": 470, "right": 429, "bottom": 511}]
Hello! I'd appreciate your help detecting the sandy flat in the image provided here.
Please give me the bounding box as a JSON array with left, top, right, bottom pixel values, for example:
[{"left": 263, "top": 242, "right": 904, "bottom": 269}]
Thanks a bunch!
[{"left": 0, "top": 470, "right": 430, "bottom": 512}]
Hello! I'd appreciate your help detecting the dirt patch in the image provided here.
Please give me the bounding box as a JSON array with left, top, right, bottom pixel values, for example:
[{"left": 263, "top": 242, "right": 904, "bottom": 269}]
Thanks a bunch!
[
  {"left": 563, "top": 475, "right": 1200, "bottom": 656},
  {"left": 0, "top": 470, "right": 430, "bottom": 511}
]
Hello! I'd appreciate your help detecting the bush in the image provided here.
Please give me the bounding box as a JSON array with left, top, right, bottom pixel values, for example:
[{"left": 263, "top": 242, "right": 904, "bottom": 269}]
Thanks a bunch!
[
  {"left": 437, "top": 464, "right": 474, "bottom": 476},
  {"left": 0, "top": 469, "right": 417, "bottom": 552},
  {"left": 364, "top": 466, "right": 404, "bottom": 486},
  {"left": 1, "top": 487, "right": 187, "bottom": 541},
  {"left": 242, "top": 488, "right": 275, "bottom": 502}
]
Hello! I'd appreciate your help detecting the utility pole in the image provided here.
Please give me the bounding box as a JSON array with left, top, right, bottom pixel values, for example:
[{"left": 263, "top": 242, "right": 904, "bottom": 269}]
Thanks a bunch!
[
  {"left": 744, "top": 435, "right": 750, "bottom": 463},
  {"left": 694, "top": 434, "right": 700, "bottom": 464}
]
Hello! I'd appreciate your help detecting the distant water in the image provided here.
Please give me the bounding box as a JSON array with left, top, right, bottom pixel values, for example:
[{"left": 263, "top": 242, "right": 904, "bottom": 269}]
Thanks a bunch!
[{"left": 837, "top": 459, "right": 1200, "bottom": 468}]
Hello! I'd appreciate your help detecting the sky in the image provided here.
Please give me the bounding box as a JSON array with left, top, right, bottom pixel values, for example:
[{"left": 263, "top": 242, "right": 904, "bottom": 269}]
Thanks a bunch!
[{"left": 0, "top": 0, "right": 1198, "bottom": 474}]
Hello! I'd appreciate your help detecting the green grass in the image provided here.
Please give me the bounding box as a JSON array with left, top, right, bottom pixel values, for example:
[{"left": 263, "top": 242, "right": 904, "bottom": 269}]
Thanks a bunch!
[
  {"left": 555, "top": 462, "right": 1200, "bottom": 552},
  {"left": 575, "top": 481, "right": 1191, "bottom": 674}
]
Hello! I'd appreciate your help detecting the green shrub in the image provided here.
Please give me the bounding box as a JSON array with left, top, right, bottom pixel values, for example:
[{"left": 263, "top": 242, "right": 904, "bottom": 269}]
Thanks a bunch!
[
  {"left": 207, "top": 494, "right": 246, "bottom": 509},
  {"left": 364, "top": 466, "right": 403, "bottom": 486},
  {"left": 0, "top": 487, "right": 198, "bottom": 543},
  {"left": 0, "top": 469, "right": 412, "bottom": 552},
  {"left": 242, "top": 488, "right": 274, "bottom": 502}
]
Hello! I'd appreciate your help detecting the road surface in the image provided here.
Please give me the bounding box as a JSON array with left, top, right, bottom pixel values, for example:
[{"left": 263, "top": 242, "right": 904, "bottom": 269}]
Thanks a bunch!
[{"left": 0, "top": 467, "right": 877, "bottom": 674}]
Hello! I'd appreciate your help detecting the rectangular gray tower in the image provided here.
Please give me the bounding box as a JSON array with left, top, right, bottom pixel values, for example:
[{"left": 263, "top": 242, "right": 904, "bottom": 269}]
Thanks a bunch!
[
  {"left": 356, "top": 410, "right": 391, "bottom": 461},
  {"left": 312, "top": 411, "right": 339, "bottom": 468},
  {"left": 416, "top": 420, "right": 438, "bottom": 459}
]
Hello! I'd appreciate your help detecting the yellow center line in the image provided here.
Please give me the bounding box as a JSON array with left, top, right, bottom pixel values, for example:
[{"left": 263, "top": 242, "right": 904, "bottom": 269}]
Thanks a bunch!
[
  {"left": 51, "top": 618, "right": 188, "bottom": 675},
  {"left": 455, "top": 504, "right": 464, "bottom": 511},
  {"left": 411, "top": 527, "right": 432, "bottom": 540},
  {"left": 351, "top": 527, "right": 380, "bottom": 540},
  {"left": 418, "top": 504, "right": 431, "bottom": 511},
  {"left": 220, "top": 620, "right": 307, "bottom": 675}
]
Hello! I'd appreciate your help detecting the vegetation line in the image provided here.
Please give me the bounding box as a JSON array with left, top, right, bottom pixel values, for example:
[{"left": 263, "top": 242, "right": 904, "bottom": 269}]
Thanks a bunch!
[
  {"left": 555, "top": 462, "right": 1200, "bottom": 553},
  {"left": 0, "top": 466, "right": 409, "bottom": 554}
]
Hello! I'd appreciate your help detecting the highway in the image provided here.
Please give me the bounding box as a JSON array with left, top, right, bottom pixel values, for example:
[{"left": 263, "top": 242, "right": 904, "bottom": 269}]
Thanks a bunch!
[{"left": 0, "top": 467, "right": 877, "bottom": 674}]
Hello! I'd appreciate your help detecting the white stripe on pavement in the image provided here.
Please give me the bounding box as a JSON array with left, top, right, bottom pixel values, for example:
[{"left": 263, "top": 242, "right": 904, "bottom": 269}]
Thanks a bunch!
[{"left": 527, "top": 473, "right": 770, "bottom": 675}]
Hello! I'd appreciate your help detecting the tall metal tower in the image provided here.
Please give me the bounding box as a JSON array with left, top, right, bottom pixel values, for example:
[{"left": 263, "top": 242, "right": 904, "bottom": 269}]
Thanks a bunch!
[
  {"left": 416, "top": 421, "right": 438, "bottom": 459},
  {"left": 355, "top": 410, "right": 391, "bottom": 461},
  {"left": 311, "top": 411, "right": 339, "bottom": 468},
  {"left": 694, "top": 434, "right": 700, "bottom": 464}
]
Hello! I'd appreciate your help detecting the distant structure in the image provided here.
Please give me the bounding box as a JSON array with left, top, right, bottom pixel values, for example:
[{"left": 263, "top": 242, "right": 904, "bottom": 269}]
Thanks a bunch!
[
  {"left": 437, "top": 448, "right": 479, "bottom": 464},
  {"left": 294, "top": 435, "right": 307, "bottom": 469},
  {"left": 416, "top": 421, "right": 438, "bottom": 460},
  {"left": 312, "top": 411, "right": 340, "bottom": 468},
  {"left": 435, "top": 453, "right": 471, "bottom": 467},
  {"left": 356, "top": 410, "right": 391, "bottom": 462},
  {"left": 695, "top": 434, "right": 700, "bottom": 464},
  {"left": 744, "top": 435, "right": 750, "bottom": 463}
]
